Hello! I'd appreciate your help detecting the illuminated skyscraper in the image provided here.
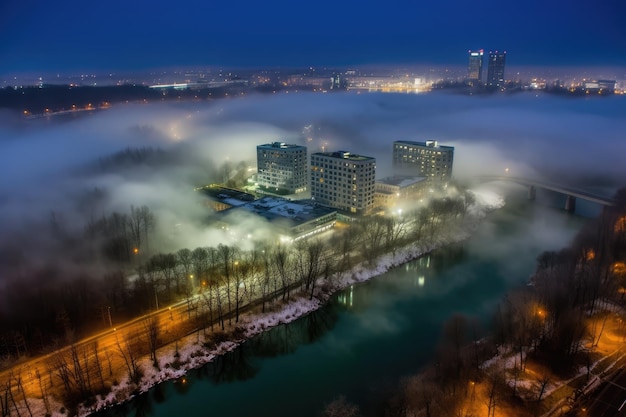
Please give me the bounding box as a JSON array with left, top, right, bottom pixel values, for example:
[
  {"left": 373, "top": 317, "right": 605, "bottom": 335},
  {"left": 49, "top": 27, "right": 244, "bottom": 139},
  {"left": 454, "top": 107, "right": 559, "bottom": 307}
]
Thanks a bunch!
[
  {"left": 487, "top": 51, "right": 506, "bottom": 88},
  {"left": 467, "top": 50, "right": 483, "bottom": 82}
]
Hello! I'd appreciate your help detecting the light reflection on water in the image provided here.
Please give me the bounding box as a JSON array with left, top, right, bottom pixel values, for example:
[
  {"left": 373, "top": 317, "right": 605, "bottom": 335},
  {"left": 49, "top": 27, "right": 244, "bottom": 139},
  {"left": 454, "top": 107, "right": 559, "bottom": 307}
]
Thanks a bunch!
[{"left": 94, "top": 190, "right": 588, "bottom": 417}]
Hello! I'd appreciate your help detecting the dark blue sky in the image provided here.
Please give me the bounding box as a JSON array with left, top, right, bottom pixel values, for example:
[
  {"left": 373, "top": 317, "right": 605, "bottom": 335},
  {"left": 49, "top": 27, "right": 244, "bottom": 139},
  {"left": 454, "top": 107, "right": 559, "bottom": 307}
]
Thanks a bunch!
[{"left": 1, "top": 0, "right": 625, "bottom": 75}]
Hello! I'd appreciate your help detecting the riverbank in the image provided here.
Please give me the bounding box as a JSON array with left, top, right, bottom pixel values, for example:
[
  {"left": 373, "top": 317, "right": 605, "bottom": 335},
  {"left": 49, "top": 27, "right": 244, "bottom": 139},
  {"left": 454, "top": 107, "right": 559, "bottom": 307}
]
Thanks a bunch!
[{"left": 26, "top": 188, "right": 505, "bottom": 417}]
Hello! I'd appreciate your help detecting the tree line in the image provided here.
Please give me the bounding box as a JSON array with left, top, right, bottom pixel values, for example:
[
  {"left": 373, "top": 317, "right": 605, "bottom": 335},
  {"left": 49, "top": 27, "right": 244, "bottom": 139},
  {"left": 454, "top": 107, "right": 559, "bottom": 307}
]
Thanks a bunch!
[{"left": 0, "top": 193, "right": 473, "bottom": 370}]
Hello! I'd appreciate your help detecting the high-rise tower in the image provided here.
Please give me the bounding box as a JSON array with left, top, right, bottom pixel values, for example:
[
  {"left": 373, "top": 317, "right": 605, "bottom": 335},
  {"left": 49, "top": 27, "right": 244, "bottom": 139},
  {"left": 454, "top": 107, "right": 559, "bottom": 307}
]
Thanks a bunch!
[
  {"left": 487, "top": 51, "right": 506, "bottom": 88},
  {"left": 467, "top": 50, "right": 483, "bottom": 83}
]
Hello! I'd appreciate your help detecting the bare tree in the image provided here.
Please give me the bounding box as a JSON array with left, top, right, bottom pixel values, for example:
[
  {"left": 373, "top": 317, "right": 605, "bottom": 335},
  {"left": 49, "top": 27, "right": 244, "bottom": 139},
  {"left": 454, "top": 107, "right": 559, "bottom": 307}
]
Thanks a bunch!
[
  {"left": 51, "top": 349, "right": 74, "bottom": 396},
  {"left": 143, "top": 316, "right": 160, "bottom": 368},
  {"left": 258, "top": 243, "right": 274, "bottom": 312},
  {"left": 536, "top": 373, "right": 550, "bottom": 402},
  {"left": 115, "top": 332, "right": 142, "bottom": 384},
  {"left": 34, "top": 368, "right": 51, "bottom": 415},
  {"left": 90, "top": 342, "right": 105, "bottom": 388},
  {"left": 273, "top": 243, "right": 293, "bottom": 301},
  {"left": 1, "top": 372, "right": 33, "bottom": 417},
  {"left": 331, "top": 227, "right": 357, "bottom": 276},
  {"left": 233, "top": 252, "right": 254, "bottom": 323},
  {"left": 177, "top": 248, "right": 194, "bottom": 285},
  {"left": 485, "top": 365, "right": 505, "bottom": 417},
  {"left": 191, "top": 247, "right": 209, "bottom": 286},
  {"left": 217, "top": 244, "right": 238, "bottom": 325},
  {"left": 411, "top": 206, "right": 431, "bottom": 242},
  {"left": 294, "top": 239, "right": 325, "bottom": 299},
  {"left": 356, "top": 218, "right": 386, "bottom": 263},
  {"left": 71, "top": 344, "right": 90, "bottom": 397},
  {"left": 129, "top": 205, "right": 156, "bottom": 253},
  {"left": 200, "top": 290, "right": 214, "bottom": 335},
  {"left": 383, "top": 215, "right": 408, "bottom": 255},
  {"left": 139, "top": 205, "right": 156, "bottom": 252},
  {"left": 151, "top": 253, "right": 178, "bottom": 300}
]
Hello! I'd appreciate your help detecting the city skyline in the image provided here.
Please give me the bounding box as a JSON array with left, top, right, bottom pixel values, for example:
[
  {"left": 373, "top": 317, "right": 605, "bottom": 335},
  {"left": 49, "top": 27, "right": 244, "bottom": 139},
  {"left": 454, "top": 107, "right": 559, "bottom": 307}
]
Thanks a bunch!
[{"left": 1, "top": 0, "right": 625, "bottom": 77}]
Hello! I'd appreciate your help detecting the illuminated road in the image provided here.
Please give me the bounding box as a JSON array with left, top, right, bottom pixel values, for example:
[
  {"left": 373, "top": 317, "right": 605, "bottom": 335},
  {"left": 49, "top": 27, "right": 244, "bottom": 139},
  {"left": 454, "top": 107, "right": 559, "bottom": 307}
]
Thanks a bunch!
[
  {"left": 0, "top": 293, "right": 204, "bottom": 400},
  {"left": 0, "top": 272, "right": 302, "bottom": 402}
]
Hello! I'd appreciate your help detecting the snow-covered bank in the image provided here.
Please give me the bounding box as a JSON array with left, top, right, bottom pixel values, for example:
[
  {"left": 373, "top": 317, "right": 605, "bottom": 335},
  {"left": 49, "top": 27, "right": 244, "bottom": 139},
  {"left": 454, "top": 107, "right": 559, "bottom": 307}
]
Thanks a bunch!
[{"left": 70, "top": 189, "right": 504, "bottom": 417}]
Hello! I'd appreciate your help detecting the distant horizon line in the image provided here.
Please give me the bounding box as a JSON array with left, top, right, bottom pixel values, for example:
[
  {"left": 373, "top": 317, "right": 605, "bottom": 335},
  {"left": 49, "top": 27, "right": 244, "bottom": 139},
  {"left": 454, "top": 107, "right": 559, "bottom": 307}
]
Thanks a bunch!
[{"left": 2, "top": 63, "right": 626, "bottom": 82}]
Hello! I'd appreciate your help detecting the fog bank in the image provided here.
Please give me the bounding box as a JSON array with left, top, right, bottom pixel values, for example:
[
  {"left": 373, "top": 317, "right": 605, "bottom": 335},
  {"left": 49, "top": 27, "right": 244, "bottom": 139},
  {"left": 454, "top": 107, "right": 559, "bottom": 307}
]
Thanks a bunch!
[{"left": 1, "top": 91, "right": 624, "bottom": 281}]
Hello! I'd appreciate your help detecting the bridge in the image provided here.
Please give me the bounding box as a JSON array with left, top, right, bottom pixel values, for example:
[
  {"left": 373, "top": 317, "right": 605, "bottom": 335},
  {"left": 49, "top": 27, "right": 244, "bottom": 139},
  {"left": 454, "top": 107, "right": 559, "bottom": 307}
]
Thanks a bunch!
[{"left": 476, "top": 176, "right": 616, "bottom": 212}]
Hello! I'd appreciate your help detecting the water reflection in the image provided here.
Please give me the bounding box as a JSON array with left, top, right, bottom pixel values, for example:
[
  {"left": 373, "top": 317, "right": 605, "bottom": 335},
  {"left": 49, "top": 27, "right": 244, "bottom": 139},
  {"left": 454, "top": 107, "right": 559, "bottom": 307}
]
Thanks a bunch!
[
  {"left": 130, "top": 393, "right": 153, "bottom": 417},
  {"left": 248, "top": 305, "right": 340, "bottom": 357},
  {"left": 152, "top": 384, "right": 165, "bottom": 403},
  {"left": 94, "top": 305, "right": 340, "bottom": 416},
  {"left": 337, "top": 285, "right": 354, "bottom": 307},
  {"left": 196, "top": 347, "right": 259, "bottom": 384}
]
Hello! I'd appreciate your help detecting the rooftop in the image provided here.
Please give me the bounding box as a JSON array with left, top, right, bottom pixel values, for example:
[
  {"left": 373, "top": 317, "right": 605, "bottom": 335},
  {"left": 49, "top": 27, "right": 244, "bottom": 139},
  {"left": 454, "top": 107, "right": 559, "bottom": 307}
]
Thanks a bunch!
[
  {"left": 313, "top": 150, "right": 375, "bottom": 161},
  {"left": 394, "top": 140, "right": 454, "bottom": 150},
  {"left": 224, "top": 196, "right": 336, "bottom": 226},
  {"left": 377, "top": 176, "right": 427, "bottom": 188},
  {"left": 197, "top": 184, "right": 255, "bottom": 207},
  {"left": 258, "top": 142, "right": 306, "bottom": 150}
]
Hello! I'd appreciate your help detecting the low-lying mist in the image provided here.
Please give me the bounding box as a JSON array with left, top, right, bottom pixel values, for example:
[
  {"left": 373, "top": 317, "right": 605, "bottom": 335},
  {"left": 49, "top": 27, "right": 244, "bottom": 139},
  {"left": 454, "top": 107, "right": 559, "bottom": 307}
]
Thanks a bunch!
[{"left": 1, "top": 91, "right": 625, "bottom": 287}]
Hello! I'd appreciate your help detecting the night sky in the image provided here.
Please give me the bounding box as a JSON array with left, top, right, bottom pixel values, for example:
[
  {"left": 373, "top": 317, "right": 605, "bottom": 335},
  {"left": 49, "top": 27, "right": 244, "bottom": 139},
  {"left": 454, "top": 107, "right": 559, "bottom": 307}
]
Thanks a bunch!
[{"left": 1, "top": 0, "right": 626, "bottom": 75}]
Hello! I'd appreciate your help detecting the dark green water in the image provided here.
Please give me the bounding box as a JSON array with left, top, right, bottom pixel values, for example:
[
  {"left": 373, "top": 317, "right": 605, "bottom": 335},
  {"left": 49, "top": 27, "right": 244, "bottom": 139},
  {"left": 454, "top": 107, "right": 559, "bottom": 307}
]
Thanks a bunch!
[{"left": 97, "top": 188, "right": 588, "bottom": 417}]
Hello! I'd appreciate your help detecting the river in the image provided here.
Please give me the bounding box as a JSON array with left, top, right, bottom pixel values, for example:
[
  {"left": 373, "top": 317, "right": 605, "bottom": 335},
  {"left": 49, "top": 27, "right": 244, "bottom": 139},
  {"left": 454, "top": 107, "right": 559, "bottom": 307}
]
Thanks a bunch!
[{"left": 96, "top": 184, "right": 590, "bottom": 417}]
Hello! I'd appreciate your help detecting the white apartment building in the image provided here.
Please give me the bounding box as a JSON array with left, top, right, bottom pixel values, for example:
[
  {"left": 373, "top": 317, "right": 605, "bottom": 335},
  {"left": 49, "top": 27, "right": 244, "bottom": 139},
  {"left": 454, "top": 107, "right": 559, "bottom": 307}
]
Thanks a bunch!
[
  {"left": 392, "top": 140, "right": 454, "bottom": 182},
  {"left": 257, "top": 142, "right": 307, "bottom": 194},
  {"left": 310, "top": 151, "right": 376, "bottom": 215}
]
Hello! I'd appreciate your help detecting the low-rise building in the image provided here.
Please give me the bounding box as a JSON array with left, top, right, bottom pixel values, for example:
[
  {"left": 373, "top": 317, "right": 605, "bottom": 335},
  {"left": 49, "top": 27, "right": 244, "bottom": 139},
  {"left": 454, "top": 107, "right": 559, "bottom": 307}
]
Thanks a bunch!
[
  {"left": 196, "top": 184, "right": 255, "bottom": 211},
  {"left": 219, "top": 196, "right": 336, "bottom": 242},
  {"left": 375, "top": 176, "right": 428, "bottom": 210}
]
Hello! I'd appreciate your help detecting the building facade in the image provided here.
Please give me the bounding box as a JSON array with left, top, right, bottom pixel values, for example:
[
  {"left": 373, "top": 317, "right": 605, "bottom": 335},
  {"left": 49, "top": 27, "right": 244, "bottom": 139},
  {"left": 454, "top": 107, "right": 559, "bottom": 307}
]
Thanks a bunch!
[
  {"left": 392, "top": 140, "right": 454, "bottom": 182},
  {"left": 467, "top": 50, "right": 484, "bottom": 83},
  {"left": 487, "top": 51, "right": 506, "bottom": 88},
  {"left": 256, "top": 142, "right": 307, "bottom": 194},
  {"left": 310, "top": 151, "right": 376, "bottom": 215},
  {"left": 374, "top": 176, "right": 428, "bottom": 211}
]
